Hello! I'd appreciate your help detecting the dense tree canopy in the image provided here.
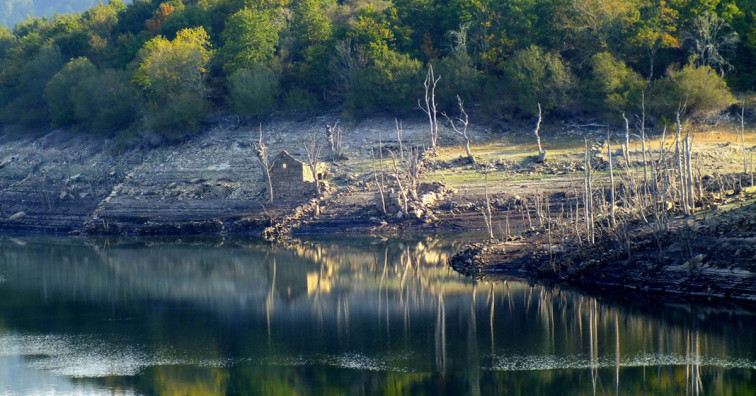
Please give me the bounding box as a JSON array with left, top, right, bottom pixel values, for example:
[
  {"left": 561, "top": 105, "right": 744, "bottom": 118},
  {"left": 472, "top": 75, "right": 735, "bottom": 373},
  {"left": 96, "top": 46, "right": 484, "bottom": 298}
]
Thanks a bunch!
[{"left": 0, "top": 0, "right": 752, "bottom": 139}]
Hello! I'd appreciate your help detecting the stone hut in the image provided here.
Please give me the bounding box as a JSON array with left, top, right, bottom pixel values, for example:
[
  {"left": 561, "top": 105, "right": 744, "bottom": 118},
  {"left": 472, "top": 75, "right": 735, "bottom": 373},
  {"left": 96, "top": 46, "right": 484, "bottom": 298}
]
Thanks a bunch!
[{"left": 269, "top": 151, "right": 324, "bottom": 201}]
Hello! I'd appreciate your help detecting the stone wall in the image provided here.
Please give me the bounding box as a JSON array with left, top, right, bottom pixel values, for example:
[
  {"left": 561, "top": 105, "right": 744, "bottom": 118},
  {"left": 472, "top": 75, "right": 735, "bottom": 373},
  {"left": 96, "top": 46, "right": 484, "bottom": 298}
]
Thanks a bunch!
[{"left": 270, "top": 152, "right": 318, "bottom": 201}]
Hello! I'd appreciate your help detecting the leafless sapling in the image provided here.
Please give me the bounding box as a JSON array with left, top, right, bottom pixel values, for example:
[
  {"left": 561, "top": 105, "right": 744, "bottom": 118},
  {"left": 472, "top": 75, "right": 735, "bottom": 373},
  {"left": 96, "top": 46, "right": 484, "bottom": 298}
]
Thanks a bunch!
[
  {"left": 254, "top": 124, "right": 274, "bottom": 203},
  {"left": 607, "top": 132, "right": 616, "bottom": 228},
  {"left": 482, "top": 166, "right": 495, "bottom": 241},
  {"left": 304, "top": 132, "right": 324, "bottom": 196},
  {"left": 326, "top": 121, "right": 344, "bottom": 160},
  {"left": 534, "top": 103, "right": 546, "bottom": 163},
  {"left": 442, "top": 95, "right": 474, "bottom": 163},
  {"left": 739, "top": 101, "right": 747, "bottom": 175},
  {"left": 419, "top": 65, "right": 441, "bottom": 150},
  {"left": 371, "top": 146, "right": 387, "bottom": 214}
]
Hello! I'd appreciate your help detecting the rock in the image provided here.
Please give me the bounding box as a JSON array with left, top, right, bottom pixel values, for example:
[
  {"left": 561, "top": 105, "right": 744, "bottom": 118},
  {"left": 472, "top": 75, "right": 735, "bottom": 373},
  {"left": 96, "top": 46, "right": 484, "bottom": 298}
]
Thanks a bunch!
[
  {"left": 690, "top": 254, "right": 705, "bottom": 266},
  {"left": 0, "top": 155, "right": 15, "bottom": 169},
  {"left": 8, "top": 211, "right": 26, "bottom": 221}
]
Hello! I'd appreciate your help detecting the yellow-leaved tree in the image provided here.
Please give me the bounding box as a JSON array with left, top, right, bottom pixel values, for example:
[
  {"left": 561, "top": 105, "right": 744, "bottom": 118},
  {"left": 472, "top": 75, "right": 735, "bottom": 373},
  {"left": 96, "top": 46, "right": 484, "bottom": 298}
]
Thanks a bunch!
[{"left": 133, "top": 26, "right": 212, "bottom": 137}]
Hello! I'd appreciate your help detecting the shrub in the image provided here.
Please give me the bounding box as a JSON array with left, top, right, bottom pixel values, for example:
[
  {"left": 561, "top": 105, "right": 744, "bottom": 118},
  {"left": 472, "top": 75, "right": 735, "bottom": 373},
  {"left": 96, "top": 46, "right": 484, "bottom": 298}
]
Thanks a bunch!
[
  {"left": 45, "top": 57, "right": 98, "bottom": 126},
  {"left": 435, "top": 53, "right": 480, "bottom": 111},
  {"left": 144, "top": 91, "right": 209, "bottom": 138},
  {"left": 502, "top": 45, "right": 576, "bottom": 115},
  {"left": 586, "top": 52, "right": 647, "bottom": 115},
  {"left": 71, "top": 69, "right": 139, "bottom": 134},
  {"left": 227, "top": 66, "right": 280, "bottom": 117},
  {"left": 652, "top": 64, "right": 736, "bottom": 121},
  {"left": 347, "top": 49, "right": 422, "bottom": 114}
]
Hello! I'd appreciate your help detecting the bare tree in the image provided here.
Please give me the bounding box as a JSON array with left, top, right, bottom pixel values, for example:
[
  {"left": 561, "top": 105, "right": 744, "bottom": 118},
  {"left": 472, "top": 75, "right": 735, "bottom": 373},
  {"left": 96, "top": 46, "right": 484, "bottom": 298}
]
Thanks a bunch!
[
  {"left": 675, "top": 106, "right": 690, "bottom": 214},
  {"left": 688, "top": 11, "right": 740, "bottom": 76},
  {"left": 254, "top": 125, "right": 274, "bottom": 203},
  {"left": 482, "top": 166, "right": 494, "bottom": 241},
  {"left": 738, "top": 101, "right": 747, "bottom": 175},
  {"left": 304, "top": 132, "right": 324, "bottom": 196},
  {"left": 534, "top": 103, "right": 546, "bottom": 162},
  {"left": 419, "top": 65, "right": 441, "bottom": 150},
  {"left": 442, "top": 95, "right": 474, "bottom": 163},
  {"left": 326, "top": 121, "right": 343, "bottom": 160},
  {"left": 584, "top": 137, "right": 595, "bottom": 244},
  {"left": 607, "top": 132, "right": 616, "bottom": 228},
  {"left": 371, "top": 147, "right": 387, "bottom": 214},
  {"left": 390, "top": 152, "right": 410, "bottom": 214}
]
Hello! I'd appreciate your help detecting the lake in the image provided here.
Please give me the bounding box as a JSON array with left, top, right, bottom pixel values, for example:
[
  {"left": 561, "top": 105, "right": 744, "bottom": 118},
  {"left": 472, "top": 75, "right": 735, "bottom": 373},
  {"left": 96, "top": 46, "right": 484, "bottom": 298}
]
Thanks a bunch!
[{"left": 0, "top": 236, "right": 754, "bottom": 395}]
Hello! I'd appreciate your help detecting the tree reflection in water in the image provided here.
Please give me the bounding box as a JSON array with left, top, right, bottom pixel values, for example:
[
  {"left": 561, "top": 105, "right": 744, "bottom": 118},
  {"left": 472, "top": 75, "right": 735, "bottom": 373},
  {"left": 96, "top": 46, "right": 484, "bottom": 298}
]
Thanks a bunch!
[{"left": 0, "top": 235, "right": 754, "bottom": 395}]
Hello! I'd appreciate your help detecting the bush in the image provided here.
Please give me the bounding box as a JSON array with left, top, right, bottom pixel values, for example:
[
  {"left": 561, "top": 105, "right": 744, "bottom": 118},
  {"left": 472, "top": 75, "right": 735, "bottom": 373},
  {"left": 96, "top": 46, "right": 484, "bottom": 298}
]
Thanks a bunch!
[
  {"left": 435, "top": 53, "right": 480, "bottom": 111},
  {"left": 71, "top": 69, "right": 139, "bottom": 134},
  {"left": 347, "top": 49, "right": 422, "bottom": 114},
  {"left": 0, "top": 45, "right": 64, "bottom": 127},
  {"left": 652, "top": 64, "right": 736, "bottom": 121},
  {"left": 283, "top": 86, "right": 319, "bottom": 114},
  {"left": 144, "top": 91, "right": 209, "bottom": 139},
  {"left": 45, "top": 57, "right": 97, "bottom": 126},
  {"left": 585, "top": 52, "right": 646, "bottom": 115},
  {"left": 227, "top": 66, "right": 280, "bottom": 117},
  {"left": 502, "top": 45, "right": 575, "bottom": 115}
]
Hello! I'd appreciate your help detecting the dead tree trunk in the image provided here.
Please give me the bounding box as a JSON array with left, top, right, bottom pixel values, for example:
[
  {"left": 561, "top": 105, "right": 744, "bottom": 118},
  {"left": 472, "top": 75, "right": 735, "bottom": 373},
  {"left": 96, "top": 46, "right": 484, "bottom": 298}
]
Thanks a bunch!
[
  {"left": 371, "top": 148, "right": 387, "bottom": 214},
  {"left": 639, "top": 93, "right": 649, "bottom": 204},
  {"left": 419, "top": 65, "right": 441, "bottom": 151},
  {"left": 608, "top": 132, "right": 616, "bottom": 228},
  {"left": 740, "top": 101, "right": 747, "bottom": 175},
  {"left": 254, "top": 125, "right": 274, "bottom": 203},
  {"left": 534, "top": 103, "right": 546, "bottom": 163},
  {"left": 584, "top": 138, "right": 595, "bottom": 244},
  {"left": 326, "top": 121, "right": 343, "bottom": 160},
  {"left": 685, "top": 132, "right": 695, "bottom": 212},
  {"left": 304, "top": 132, "right": 324, "bottom": 196},
  {"left": 675, "top": 109, "right": 689, "bottom": 214},
  {"left": 442, "top": 95, "right": 474, "bottom": 163},
  {"left": 482, "top": 168, "right": 494, "bottom": 241}
]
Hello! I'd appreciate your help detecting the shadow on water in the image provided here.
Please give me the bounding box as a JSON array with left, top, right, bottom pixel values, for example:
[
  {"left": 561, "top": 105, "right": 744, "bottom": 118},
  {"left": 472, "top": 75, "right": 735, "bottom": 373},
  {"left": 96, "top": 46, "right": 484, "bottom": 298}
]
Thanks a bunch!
[{"left": 0, "top": 235, "right": 754, "bottom": 395}]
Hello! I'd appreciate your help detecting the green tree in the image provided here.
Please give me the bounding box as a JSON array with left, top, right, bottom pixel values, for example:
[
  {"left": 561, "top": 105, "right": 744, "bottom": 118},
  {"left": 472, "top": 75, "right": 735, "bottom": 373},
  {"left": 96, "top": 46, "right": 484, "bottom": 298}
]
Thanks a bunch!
[
  {"left": 227, "top": 65, "right": 280, "bottom": 117},
  {"left": 503, "top": 45, "right": 576, "bottom": 115},
  {"left": 290, "top": 0, "right": 332, "bottom": 51},
  {"left": 727, "top": 0, "right": 756, "bottom": 88},
  {"left": 586, "top": 52, "right": 647, "bottom": 114},
  {"left": 348, "top": 5, "right": 395, "bottom": 58},
  {"left": 133, "top": 27, "right": 213, "bottom": 135},
  {"left": 44, "top": 57, "right": 98, "bottom": 126},
  {"left": 71, "top": 69, "right": 139, "bottom": 133},
  {"left": 348, "top": 48, "right": 422, "bottom": 114},
  {"left": 219, "top": 7, "right": 279, "bottom": 73},
  {"left": 0, "top": 44, "right": 63, "bottom": 127},
  {"left": 436, "top": 52, "right": 479, "bottom": 111},
  {"left": 630, "top": 0, "right": 680, "bottom": 79}
]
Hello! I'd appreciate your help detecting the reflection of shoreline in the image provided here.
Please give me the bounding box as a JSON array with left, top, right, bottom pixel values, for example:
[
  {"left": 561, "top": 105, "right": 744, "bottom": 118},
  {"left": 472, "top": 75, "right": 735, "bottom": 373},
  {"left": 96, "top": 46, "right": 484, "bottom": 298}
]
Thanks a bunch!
[{"left": 0, "top": 236, "right": 755, "bottom": 395}]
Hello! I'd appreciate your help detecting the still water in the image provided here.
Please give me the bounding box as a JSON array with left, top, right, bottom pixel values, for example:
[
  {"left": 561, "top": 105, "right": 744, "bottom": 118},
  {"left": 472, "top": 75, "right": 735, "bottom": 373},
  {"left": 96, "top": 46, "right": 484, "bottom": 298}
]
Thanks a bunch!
[{"left": 0, "top": 236, "right": 754, "bottom": 395}]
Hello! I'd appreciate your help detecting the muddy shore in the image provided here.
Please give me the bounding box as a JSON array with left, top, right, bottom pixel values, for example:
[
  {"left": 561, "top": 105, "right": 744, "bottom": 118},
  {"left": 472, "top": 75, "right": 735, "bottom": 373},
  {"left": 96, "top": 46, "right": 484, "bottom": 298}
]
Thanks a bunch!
[{"left": 449, "top": 195, "right": 756, "bottom": 303}]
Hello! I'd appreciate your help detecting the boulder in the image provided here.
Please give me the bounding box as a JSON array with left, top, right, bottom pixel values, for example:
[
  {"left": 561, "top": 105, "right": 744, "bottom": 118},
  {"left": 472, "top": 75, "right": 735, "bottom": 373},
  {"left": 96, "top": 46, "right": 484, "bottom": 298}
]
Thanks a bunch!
[{"left": 8, "top": 211, "right": 26, "bottom": 221}]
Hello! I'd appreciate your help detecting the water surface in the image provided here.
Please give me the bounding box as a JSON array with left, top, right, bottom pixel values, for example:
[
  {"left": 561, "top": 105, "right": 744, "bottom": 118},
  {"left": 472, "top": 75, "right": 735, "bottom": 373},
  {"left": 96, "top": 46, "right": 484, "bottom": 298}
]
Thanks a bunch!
[{"left": 0, "top": 236, "right": 754, "bottom": 395}]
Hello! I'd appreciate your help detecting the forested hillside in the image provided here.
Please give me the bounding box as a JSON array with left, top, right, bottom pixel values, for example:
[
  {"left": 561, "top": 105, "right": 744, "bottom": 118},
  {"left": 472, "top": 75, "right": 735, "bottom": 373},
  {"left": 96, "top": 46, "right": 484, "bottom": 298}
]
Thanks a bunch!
[
  {"left": 0, "top": 0, "right": 754, "bottom": 140},
  {"left": 0, "top": 0, "right": 122, "bottom": 28}
]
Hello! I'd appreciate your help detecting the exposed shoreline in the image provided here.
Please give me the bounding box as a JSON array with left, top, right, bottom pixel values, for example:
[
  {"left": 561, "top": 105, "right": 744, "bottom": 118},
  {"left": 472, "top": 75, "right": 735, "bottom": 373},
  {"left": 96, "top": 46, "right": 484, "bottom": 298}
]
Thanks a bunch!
[{"left": 2, "top": 117, "right": 755, "bottom": 305}]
